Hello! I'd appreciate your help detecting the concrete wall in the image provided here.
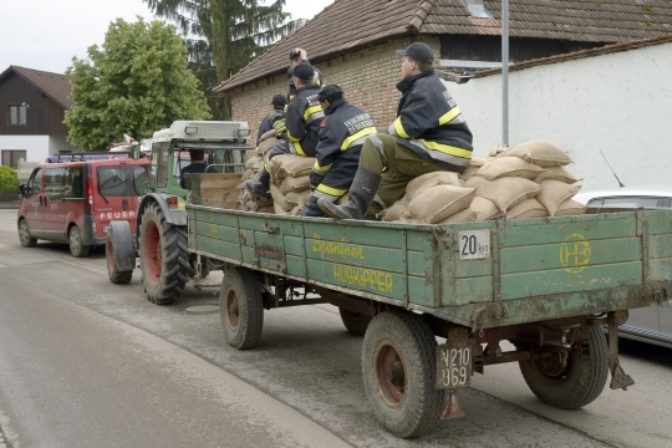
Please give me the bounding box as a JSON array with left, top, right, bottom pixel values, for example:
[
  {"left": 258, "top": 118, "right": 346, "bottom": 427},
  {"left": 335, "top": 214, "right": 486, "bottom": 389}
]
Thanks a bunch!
[
  {"left": 230, "top": 36, "right": 441, "bottom": 144},
  {"left": 450, "top": 41, "right": 672, "bottom": 191}
]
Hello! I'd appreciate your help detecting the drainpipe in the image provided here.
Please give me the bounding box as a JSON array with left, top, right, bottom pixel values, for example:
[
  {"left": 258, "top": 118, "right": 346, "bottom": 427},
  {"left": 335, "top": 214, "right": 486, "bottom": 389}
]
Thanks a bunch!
[{"left": 501, "top": 0, "right": 510, "bottom": 146}]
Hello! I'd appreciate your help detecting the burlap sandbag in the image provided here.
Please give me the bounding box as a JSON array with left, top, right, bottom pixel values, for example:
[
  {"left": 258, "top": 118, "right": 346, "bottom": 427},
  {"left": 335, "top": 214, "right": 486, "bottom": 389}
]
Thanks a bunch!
[
  {"left": 285, "top": 189, "right": 311, "bottom": 207},
  {"left": 256, "top": 134, "right": 279, "bottom": 156},
  {"left": 555, "top": 199, "right": 586, "bottom": 216},
  {"left": 279, "top": 175, "right": 311, "bottom": 195},
  {"left": 270, "top": 183, "right": 293, "bottom": 213},
  {"left": 534, "top": 166, "right": 579, "bottom": 184},
  {"left": 488, "top": 144, "right": 509, "bottom": 157},
  {"left": 406, "top": 171, "right": 461, "bottom": 199},
  {"left": 537, "top": 180, "right": 581, "bottom": 216},
  {"left": 506, "top": 198, "right": 549, "bottom": 219},
  {"left": 460, "top": 165, "right": 479, "bottom": 181},
  {"left": 408, "top": 185, "right": 475, "bottom": 224},
  {"left": 437, "top": 208, "right": 477, "bottom": 225},
  {"left": 502, "top": 140, "right": 572, "bottom": 167},
  {"left": 269, "top": 154, "right": 315, "bottom": 183},
  {"left": 469, "top": 196, "right": 500, "bottom": 221},
  {"left": 476, "top": 156, "right": 544, "bottom": 180},
  {"left": 476, "top": 177, "right": 541, "bottom": 212},
  {"left": 257, "top": 204, "right": 275, "bottom": 214},
  {"left": 464, "top": 176, "right": 489, "bottom": 191},
  {"left": 380, "top": 200, "right": 410, "bottom": 222}
]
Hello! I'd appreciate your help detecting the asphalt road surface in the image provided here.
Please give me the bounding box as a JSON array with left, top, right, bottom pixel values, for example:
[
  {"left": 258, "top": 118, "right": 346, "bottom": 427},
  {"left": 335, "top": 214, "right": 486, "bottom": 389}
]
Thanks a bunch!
[{"left": 0, "top": 209, "right": 671, "bottom": 448}]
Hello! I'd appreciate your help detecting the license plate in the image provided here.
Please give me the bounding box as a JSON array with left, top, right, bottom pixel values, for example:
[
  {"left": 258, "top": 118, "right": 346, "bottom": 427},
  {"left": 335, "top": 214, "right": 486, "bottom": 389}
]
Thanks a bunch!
[
  {"left": 458, "top": 229, "right": 491, "bottom": 260},
  {"left": 436, "top": 343, "right": 472, "bottom": 389}
]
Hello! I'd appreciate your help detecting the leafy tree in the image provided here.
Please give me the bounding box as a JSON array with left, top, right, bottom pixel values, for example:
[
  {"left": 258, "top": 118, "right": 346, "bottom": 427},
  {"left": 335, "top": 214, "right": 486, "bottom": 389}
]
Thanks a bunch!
[
  {"left": 65, "top": 18, "right": 211, "bottom": 151},
  {"left": 143, "top": 0, "right": 298, "bottom": 118}
]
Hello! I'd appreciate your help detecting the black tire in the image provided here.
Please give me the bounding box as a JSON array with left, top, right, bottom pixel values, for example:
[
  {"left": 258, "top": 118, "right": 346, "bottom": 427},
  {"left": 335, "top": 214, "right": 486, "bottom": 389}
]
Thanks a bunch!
[
  {"left": 106, "top": 220, "right": 135, "bottom": 284},
  {"left": 519, "top": 324, "right": 609, "bottom": 409},
  {"left": 139, "top": 203, "right": 189, "bottom": 305},
  {"left": 362, "top": 310, "right": 446, "bottom": 439},
  {"left": 18, "top": 219, "right": 37, "bottom": 247},
  {"left": 68, "top": 225, "right": 90, "bottom": 257},
  {"left": 219, "top": 268, "right": 264, "bottom": 350},
  {"left": 339, "top": 307, "right": 371, "bottom": 337}
]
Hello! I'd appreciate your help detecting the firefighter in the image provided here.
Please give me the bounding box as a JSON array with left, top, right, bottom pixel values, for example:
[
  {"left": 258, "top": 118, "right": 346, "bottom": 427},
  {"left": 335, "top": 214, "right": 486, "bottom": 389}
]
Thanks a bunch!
[
  {"left": 245, "top": 62, "right": 324, "bottom": 199},
  {"left": 301, "top": 84, "right": 377, "bottom": 216},
  {"left": 318, "top": 42, "right": 474, "bottom": 219},
  {"left": 256, "top": 94, "right": 287, "bottom": 145},
  {"left": 288, "top": 47, "right": 324, "bottom": 100}
]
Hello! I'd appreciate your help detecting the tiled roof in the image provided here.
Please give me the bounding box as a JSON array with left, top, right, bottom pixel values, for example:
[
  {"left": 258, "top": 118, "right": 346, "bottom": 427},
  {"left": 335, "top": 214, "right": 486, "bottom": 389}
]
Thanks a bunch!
[
  {"left": 216, "top": 0, "right": 672, "bottom": 93},
  {"left": 1, "top": 66, "right": 72, "bottom": 109}
]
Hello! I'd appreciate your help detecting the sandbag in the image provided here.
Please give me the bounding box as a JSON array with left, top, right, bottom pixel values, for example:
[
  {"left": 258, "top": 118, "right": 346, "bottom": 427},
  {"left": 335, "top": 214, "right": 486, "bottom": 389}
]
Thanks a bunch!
[
  {"left": 285, "top": 189, "right": 311, "bottom": 207},
  {"left": 437, "top": 208, "right": 477, "bottom": 225},
  {"left": 464, "top": 176, "right": 490, "bottom": 191},
  {"left": 503, "top": 140, "right": 572, "bottom": 167},
  {"left": 537, "top": 180, "right": 581, "bottom": 216},
  {"left": 534, "top": 166, "right": 579, "bottom": 184},
  {"left": 469, "top": 196, "right": 500, "bottom": 221},
  {"left": 488, "top": 144, "right": 509, "bottom": 157},
  {"left": 555, "top": 199, "right": 586, "bottom": 216},
  {"left": 380, "top": 200, "right": 410, "bottom": 222},
  {"left": 408, "top": 185, "right": 475, "bottom": 224},
  {"left": 270, "top": 183, "right": 293, "bottom": 213},
  {"left": 256, "top": 134, "right": 279, "bottom": 156},
  {"left": 279, "top": 175, "right": 311, "bottom": 194},
  {"left": 506, "top": 198, "right": 549, "bottom": 219},
  {"left": 405, "top": 171, "right": 461, "bottom": 199},
  {"left": 475, "top": 177, "right": 541, "bottom": 212},
  {"left": 269, "top": 154, "right": 315, "bottom": 183},
  {"left": 475, "top": 156, "right": 544, "bottom": 180}
]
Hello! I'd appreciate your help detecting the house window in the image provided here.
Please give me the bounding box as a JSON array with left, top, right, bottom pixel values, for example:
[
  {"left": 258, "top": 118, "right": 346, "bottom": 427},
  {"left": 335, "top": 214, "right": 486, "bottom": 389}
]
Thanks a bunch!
[
  {"left": 1, "top": 150, "right": 27, "bottom": 168},
  {"left": 9, "top": 104, "right": 28, "bottom": 126}
]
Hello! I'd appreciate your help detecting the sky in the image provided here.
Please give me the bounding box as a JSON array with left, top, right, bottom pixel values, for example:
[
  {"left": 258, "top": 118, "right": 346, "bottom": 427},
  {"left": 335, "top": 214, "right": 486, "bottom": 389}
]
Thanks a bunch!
[{"left": 0, "top": 0, "right": 333, "bottom": 74}]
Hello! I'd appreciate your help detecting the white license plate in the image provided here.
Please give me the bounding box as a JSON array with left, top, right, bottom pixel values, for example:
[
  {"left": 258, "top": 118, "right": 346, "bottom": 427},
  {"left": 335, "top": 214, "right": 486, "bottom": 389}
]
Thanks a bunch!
[
  {"left": 458, "top": 229, "right": 491, "bottom": 260},
  {"left": 436, "top": 344, "right": 472, "bottom": 389}
]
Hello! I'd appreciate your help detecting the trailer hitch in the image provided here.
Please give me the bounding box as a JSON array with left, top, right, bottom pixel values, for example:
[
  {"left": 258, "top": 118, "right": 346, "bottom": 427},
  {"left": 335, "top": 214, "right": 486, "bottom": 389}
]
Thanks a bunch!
[{"left": 607, "top": 312, "right": 635, "bottom": 390}]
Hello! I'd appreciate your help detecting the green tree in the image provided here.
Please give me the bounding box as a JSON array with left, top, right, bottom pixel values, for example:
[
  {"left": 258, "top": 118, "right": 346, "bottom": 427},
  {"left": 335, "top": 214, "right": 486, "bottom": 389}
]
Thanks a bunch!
[
  {"left": 143, "top": 0, "right": 298, "bottom": 118},
  {"left": 65, "top": 18, "right": 211, "bottom": 151}
]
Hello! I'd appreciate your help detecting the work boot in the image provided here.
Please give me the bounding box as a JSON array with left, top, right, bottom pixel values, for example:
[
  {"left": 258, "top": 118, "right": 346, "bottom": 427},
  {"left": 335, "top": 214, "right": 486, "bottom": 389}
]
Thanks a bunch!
[
  {"left": 317, "top": 168, "right": 381, "bottom": 219},
  {"left": 245, "top": 170, "right": 271, "bottom": 200}
]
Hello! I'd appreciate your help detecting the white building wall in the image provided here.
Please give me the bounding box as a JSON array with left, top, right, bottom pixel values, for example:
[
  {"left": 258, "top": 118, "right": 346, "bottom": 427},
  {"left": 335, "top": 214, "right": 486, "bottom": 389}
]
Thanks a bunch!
[
  {"left": 0, "top": 135, "right": 50, "bottom": 164},
  {"left": 48, "top": 135, "right": 78, "bottom": 154},
  {"left": 451, "top": 42, "right": 672, "bottom": 191}
]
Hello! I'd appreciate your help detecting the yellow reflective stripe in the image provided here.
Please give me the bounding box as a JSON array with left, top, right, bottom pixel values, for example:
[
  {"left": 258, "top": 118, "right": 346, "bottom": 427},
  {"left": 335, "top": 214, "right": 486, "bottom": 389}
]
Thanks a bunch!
[
  {"left": 303, "top": 105, "right": 323, "bottom": 122},
  {"left": 340, "top": 127, "right": 377, "bottom": 151},
  {"left": 316, "top": 184, "right": 348, "bottom": 197},
  {"left": 438, "top": 107, "right": 461, "bottom": 126},
  {"left": 287, "top": 131, "right": 301, "bottom": 143},
  {"left": 292, "top": 141, "right": 306, "bottom": 156},
  {"left": 417, "top": 139, "right": 472, "bottom": 159},
  {"left": 393, "top": 117, "right": 410, "bottom": 139},
  {"left": 313, "top": 160, "right": 332, "bottom": 174}
]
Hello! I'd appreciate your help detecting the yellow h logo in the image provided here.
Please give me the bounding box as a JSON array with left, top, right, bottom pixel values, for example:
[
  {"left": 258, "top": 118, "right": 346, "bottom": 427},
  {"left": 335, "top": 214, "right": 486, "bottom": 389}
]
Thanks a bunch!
[{"left": 560, "top": 233, "right": 591, "bottom": 274}]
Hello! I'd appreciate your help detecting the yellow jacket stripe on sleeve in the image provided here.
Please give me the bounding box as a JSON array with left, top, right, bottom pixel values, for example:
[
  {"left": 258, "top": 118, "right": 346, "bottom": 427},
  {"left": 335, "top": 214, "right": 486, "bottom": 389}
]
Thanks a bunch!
[
  {"left": 393, "top": 117, "right": 410, "bottom": 139},
  {"left": 438, "top": 107, "right": 462, "bottom": 126},
  {"left": 340, "top": 127, "right": 377, "bottom": 151}
]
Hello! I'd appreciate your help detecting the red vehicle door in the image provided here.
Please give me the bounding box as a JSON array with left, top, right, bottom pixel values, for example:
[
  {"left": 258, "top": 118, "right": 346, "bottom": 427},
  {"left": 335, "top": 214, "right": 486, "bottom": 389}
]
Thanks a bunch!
[
  {"left": 19, "top": 167, "right": 46, "bottom": 237},
  {"left": 91, "top": 159, "right": 149, "bottom": 240},
  {"left": 41, "top": 165, "right": 70, "bottom": 241}
]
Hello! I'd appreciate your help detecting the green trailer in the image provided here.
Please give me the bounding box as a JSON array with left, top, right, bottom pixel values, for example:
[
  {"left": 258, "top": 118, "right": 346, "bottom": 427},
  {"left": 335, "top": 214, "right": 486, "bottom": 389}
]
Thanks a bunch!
[{"left": 185, "top": 203, "right": 672, "bottom": 438}]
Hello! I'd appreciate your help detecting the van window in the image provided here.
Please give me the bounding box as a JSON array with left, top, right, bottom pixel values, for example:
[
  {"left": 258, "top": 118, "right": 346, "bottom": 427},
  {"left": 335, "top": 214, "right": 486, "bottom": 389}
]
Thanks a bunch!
[
  {"left": 600, "top": 196, "right": 661, "bottom": 208},
  {"left": 65, "top": 167, "right": 84, "bottom": 198},
  {"left": 97, "top": 166, "right": 148, "bottom": 197},
  {"left": 45, "top": 167, "right": 68, "bottom": 200}
]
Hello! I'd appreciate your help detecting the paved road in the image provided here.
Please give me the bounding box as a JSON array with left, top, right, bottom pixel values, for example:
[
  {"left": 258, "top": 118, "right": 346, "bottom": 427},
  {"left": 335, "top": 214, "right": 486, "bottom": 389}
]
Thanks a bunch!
[{"left": 1, "top": 209, "right": 671, "bottom": 447}]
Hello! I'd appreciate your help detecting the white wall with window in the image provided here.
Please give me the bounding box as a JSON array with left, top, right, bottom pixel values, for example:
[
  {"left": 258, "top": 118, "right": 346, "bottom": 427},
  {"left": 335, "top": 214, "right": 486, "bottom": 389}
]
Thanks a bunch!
[
  {"left": 0, "top": 135, "right": 77, "bottom": 167},
  {"left": 451, "top": 40, "right": 672, "bottom": 191}
]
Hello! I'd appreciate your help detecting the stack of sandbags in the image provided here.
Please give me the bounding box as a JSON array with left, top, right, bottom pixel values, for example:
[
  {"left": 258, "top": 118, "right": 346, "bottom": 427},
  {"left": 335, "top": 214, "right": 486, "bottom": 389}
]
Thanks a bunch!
[
  {"left": 268, "top": 154, "right": 314, "bottom": 215},
  {"left": 236, "top": 130, "right": 277, "bottom": 213},
  {"left": 379, "top": 140, "right": 585, "bottom": 224}
]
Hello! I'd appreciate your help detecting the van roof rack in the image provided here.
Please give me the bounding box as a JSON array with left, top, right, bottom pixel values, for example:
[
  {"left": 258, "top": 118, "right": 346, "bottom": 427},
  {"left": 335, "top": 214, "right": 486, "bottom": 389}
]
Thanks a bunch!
[{"left": 46, "top": 151, "right": 131, "bottom": 163}]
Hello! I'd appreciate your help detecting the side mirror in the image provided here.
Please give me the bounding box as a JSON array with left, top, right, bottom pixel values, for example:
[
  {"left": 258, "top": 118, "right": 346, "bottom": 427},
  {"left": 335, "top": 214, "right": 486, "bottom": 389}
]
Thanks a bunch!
[{"left": 18, "top": 183, "right": 28, "bottom": 197}]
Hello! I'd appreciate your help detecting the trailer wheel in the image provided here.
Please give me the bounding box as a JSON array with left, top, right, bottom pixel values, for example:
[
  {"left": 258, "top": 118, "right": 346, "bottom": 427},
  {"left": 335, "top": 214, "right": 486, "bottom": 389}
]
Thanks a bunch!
[
  {"left": 139, "top": 203, "right": 189, "bottom": 305},
  {"left": 68, "top": 225, "right": 90, "bottom": 257},
  {"left": 18, "top": 219, "right": 37, "bottom": 247},
  {"left": 339, "top": 307, "right": 371, "bottom": 337},
  {"left": 519, "top": 324, "right": 608, "bottom": 409},
  {"left": 219, "top": 268, "right": 264, "bottom": 350},
  {"left": 362, "top": 310, "right": 446, "bottom": 438},
  {"left": 106, "top": 220, "right": 135, "bottom": 284}
]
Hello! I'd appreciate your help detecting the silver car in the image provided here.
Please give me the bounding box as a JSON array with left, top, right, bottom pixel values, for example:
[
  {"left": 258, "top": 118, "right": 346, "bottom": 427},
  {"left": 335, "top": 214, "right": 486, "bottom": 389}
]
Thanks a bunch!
[{"left": 574, "top": 188, "right": 672, "bottom": 348}]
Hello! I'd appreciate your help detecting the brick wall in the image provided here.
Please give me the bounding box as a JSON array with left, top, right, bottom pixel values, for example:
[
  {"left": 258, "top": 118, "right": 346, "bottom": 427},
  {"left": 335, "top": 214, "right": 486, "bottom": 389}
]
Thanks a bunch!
[{"left": 229, "top": 36, "right": 442, "bottom": 144}]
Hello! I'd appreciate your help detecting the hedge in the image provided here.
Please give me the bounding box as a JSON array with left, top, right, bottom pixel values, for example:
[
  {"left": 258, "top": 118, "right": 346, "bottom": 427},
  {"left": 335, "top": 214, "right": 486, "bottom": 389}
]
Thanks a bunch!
[{"left": 0, "top": 166, "right": 19, "bottom": 192}]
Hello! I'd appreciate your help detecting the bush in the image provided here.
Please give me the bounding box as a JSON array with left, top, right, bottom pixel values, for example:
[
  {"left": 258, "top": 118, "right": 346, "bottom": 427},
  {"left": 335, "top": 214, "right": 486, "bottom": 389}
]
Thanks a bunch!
[{"left": 0, "top": 166, "right": 19, "bottom": 192}]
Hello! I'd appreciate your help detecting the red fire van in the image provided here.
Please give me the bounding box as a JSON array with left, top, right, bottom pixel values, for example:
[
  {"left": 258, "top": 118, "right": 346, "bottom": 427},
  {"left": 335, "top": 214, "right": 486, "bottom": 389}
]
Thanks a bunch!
[{"left": 17, "top": 154, "right": 149, "bottom": 257}]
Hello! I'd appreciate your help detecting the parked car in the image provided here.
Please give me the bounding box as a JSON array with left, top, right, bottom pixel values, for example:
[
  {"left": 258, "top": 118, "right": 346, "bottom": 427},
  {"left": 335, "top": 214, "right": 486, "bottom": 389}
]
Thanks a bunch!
[
  {"left": 17, "top": 154, "right": 149, "bottom": 257},
  {"left": 574, "top": 187, "right": 672, "bottom": 348}
]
